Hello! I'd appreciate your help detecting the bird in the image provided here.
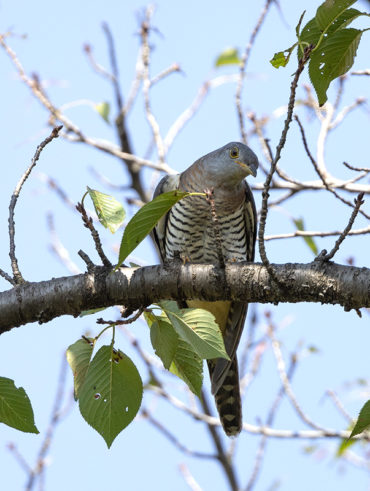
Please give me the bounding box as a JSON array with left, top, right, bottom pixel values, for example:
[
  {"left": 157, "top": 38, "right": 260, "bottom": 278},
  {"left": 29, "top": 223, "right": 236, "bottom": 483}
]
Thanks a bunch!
[{"left": 153, "top": 141, "right": 258, "bottom": 436}]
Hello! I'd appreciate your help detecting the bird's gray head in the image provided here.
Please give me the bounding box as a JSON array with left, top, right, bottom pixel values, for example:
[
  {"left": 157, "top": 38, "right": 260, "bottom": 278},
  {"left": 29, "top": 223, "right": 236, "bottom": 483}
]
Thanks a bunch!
[{"left": 200, "top": 142, "right": 258, "bottom": 188}]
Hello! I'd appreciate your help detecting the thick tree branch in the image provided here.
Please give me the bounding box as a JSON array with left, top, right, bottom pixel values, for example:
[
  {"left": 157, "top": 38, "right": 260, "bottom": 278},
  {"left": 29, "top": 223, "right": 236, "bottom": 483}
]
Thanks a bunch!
[{"left": 0, "top": 261, "right": 369, "bottom": 333}]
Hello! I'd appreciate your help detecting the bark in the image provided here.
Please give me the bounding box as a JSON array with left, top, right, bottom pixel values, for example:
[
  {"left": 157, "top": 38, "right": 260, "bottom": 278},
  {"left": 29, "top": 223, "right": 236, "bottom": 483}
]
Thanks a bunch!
[{"left": 0, "top": 261, "right": 369, "bottom": 334}]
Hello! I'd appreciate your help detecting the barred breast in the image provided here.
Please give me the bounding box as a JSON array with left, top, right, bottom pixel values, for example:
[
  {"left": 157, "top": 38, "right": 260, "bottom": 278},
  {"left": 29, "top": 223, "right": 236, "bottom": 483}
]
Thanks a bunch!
[{"left": 164, "top": 196, "right": 248, "bottom": 263}]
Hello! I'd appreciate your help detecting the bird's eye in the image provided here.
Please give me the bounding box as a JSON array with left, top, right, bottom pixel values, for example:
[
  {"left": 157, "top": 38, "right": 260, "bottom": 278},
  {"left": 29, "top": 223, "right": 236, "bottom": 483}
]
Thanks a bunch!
[{"left": 229, "top": 147, "right": 239, "bottom": 159}]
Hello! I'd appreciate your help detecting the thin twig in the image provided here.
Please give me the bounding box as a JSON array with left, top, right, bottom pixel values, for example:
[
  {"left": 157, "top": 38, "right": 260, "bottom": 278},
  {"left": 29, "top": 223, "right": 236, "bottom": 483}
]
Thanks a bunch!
[
  {"left": 147, "top": 384, "right": 368, "bottom": 440},
  {"left": 268, "top": 323, "right": 325, "bottom": 431},
  {"left": 140, "top": 7, "right": 166, "bottom": 164},
  {"left": 0, "top": 268, "right": 15, "bottom": 285},
  {"left": 245, "top": 349, "right": 298, "bottom": 491},
  {"left": 258, "top": 46, "right": 313, "bottom": 268},
  {"left": 75, "top": 202, "right": 112, "bottom": 267},
  {"left": 343, "top": 161, "right": 370, "bottom": 173},
  {"left": 151, "top": 62, "right": 181, "bottom": 86},
  {"left": 8, "top": 125, "right": 62, "bottom": 284},
  {"left": 78, "top": 249, "right": 96, "bottom": 272},
  {"left": 179, "top": 464, "right": 204, "bottom": 491},
  {"left": 96, "top": 308, "right": 144, "bottom": 326},
  {"left": 25, "top": 356, "right": 70, "bottom": 491},
  {"left": 142, "top": 409, "right": 216, "bottom": 460},
  {"left": 264, "top": 225, "right": 370, "bottom": 241},
  {"left": 326, "top": 390, "right": 352, "bottom": 423},
  {"left": 318, "top": 192, "right": 365, "bottom": 262},
  {"left": 47, "top": 214, "right": 81, "bottom": 274},
  {"left": 235, "top": 0, "right": 274, "bottom": 143},
  {"left": 83, "top": 43, "right": 115, "bottom": 81},
  {"left": 295, "top": 114, "right": 370, "bottom": 220}
]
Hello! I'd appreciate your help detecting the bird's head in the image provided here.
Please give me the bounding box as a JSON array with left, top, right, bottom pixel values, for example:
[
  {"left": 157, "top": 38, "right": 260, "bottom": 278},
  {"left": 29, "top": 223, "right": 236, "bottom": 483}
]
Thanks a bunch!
[{"left": 201, "top": 142, "right": 258, "bottom": 187}]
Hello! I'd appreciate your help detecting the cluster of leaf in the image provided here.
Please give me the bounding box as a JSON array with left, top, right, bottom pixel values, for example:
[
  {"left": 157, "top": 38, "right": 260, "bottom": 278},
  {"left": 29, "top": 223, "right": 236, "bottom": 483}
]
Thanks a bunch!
[
  {"left": 270, "top": 0, "right": 369, "bottom": 105},
  {"left": 0, "top": 188, "right": 229, "bottom": 447},
  {"left": 66, "top": 299, "right": 228, "bottom": 447}
]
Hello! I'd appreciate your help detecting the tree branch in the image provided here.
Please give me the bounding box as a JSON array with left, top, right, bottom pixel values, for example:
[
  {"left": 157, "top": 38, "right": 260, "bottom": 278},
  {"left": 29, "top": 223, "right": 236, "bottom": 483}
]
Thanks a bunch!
[{"left": 0, "top": 261, "right": 369, "bottom": 333}]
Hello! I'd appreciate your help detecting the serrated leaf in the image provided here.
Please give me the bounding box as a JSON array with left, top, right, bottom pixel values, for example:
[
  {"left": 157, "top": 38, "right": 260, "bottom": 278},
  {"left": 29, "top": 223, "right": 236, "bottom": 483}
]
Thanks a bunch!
[
  {"left": 215, "top": 47, "right": 241, "bottom": 67},
  {"left": 327, "top": 8, "right": 369, "bottom": 33},
  {"left": 79, "top": 345, "right": 143, "bottom": 448},
  {"left": 66, "top": 337, "right": 95, "bottom": 400},
  {"left": 95, "top": 102, "right": 110, "bottom": 124},
  {"left": 117, "top": 190, "right": 192, "bottom": 267},
  {"left": 309, "top": 28, "right": 363, "bottom": 106},
  {"left": 149, "top": 318, "right": 179, "bottom": 370},
  {"left": 349, "top": 400, "right": 370, "bottom": 439},
  {"left": 161, "top": 305, "right": 229, "bottom": 360},
  {"left": 0, "top": 377, "right": 39, "bottom": 434},
  {"left": 299, "top": 8, "right": 368, "bottom": 59},
  {"left": 87, "top": 187, "right": 125, "bottom": 233},
  {"left": 293, "top": 218, "right": 318, "bottom": 255},
  {"left": 170, "top": 338, "right": 203, "bottom": 396},
  {"left": 315, "top": 0, "right": 357, "bottom": 32}
]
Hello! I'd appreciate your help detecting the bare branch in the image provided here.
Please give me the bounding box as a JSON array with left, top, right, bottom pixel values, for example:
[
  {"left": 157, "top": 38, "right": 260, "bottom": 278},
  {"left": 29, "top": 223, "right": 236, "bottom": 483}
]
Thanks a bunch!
[
  {"left": 268, "top": 324, "right": 325, "bottom": 431},
  {"left": 235, "top": 0, "right": 274, "bottom": 143},
  {"left": 76, "top": 202, "right": 112, "bottom": 268},
  {"left": 295, "top": 114, "right": 370, "bottom": 220},
  {"left": 140, "top": 7, "right": 166, "bottom": 163},
  {"left": 142, "top": 409, "right": 216, "bottom": 460},
  {"left": 8, "top": 125, "right": 62, "bottom": 284},
  {"left": 258, "top": 47, "right": 313, "bottom": 268},
  {"left": 318, "top": 192, "right": 365, "bottom": 262},
  {"left": 264, "top": 225, "right": 370, "bottom": 241}
]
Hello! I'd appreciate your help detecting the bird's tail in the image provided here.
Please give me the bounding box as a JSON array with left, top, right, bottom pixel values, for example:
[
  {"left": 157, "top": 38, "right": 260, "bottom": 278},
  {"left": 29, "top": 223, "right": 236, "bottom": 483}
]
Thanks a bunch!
[{"left": 208, "top": 356, "right": 242, "bottom": 436}]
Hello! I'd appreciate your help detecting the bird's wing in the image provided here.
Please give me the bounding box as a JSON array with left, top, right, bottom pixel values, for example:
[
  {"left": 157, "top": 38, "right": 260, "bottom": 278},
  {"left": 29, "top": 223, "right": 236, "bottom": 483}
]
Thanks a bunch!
[{"left": 152, "top": 174, "right": 181, "bottom": 262}]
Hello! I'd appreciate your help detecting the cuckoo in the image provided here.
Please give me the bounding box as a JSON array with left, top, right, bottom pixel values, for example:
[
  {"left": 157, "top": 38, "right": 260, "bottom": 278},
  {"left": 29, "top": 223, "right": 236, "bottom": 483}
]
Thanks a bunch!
[{"left": 153, "top": 142, "right": 258, "bottom": 436}]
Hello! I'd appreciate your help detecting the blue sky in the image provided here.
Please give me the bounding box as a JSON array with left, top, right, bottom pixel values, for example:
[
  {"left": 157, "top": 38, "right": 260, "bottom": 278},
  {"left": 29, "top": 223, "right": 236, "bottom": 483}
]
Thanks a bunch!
[{"left": 0, "top": 1, "right": 369, "bottom": 490}]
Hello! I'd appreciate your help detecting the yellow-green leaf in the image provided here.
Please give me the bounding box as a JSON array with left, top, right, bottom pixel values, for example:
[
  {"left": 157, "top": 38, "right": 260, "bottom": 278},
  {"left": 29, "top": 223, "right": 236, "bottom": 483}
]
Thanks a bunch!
[
  {"left": 87, "top": 187, "right": 125, "bottom": 233},
  {"left": 215, "top": 47, "right": 241, "bottom": 67},
  {"left": 94, "top": 102, "right": 110, "bottom": 124}
]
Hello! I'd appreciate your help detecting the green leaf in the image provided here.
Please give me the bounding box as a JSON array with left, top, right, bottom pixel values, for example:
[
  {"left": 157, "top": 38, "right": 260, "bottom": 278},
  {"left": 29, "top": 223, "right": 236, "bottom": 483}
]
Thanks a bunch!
[
  {"left": 94, "top": 102, "right": 110, "bottom": 124},
  {"left": 117, "top": 190, "right": 192, "bottom": 267},
  {"left": 161, "top": 305, "right": 229, "bottom": 360},
  {"left": 327, "top": 8, "right": 369, "bottom": 34},
  {"left": 270, "top": 45, "right": 296, "bottom": 68},
  {"left": 308, "top": 28, "right": 363, "bottom": 106},
  {"left": 145, "top": 310, "right": 203, "bottom": 395},
  {"left": 79, "top": 345, "right": 143, "bottom": 448},
  {"left": 170, "top": 337, "right": 203, "bottom": 396},
  {"left": 349, "top": 400, "right": 370, "bottom": 439},
  {"left": 215, "top": 47, "right": 241, "bottom": 67},
  {"left": 315, "top": 0, "right": 357, "bottom": 32},
  {"left": 149, "top": 317, "right": 179, "bottom": 370},
  {"left": 298, "top": 18, "right": 322, "bottom": 59},
  {"left": 0, "top": 377, "right": 39, "bottom": 434},
  {"left": 66, "top": 337, "right": 95, "bottom": 400},
  {"left": 87, "top": 187, "right": 125, "bottom": 233},
  {"left": 293, "top": 218, "right": 318, "bottom": 255}
]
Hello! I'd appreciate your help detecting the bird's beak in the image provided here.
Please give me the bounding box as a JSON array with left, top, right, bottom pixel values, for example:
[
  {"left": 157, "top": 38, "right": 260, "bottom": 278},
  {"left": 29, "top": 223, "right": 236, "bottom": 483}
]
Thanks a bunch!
[{"left": 236, "top": 160, "right": 258, "bottom": 177}]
